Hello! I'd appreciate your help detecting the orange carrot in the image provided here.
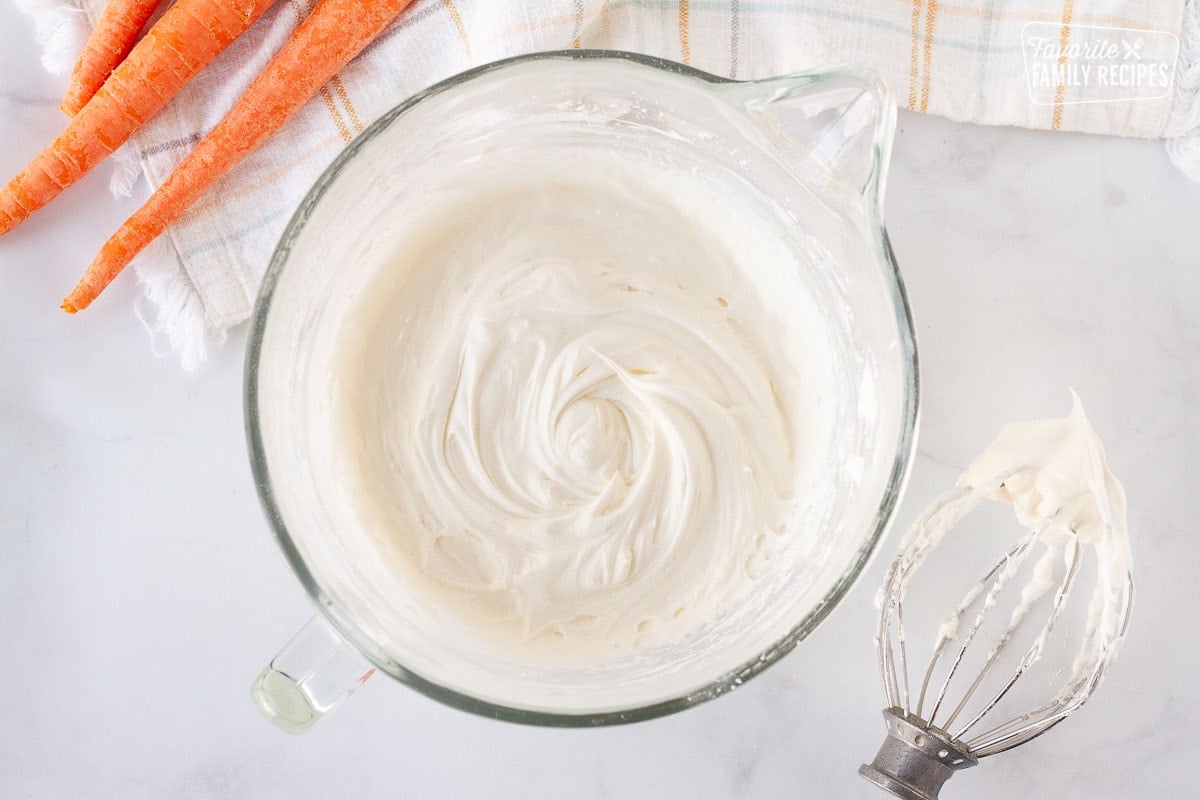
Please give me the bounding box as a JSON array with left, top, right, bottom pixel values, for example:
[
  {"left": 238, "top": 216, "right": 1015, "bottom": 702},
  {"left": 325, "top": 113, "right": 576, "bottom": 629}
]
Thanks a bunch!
[
  {"left": 63, "top": 0, "right": 415, "bottom": 313},
  {"left": 61, "top": 0, "right": 163, "bottom": 116},
  {"left": 0, "top": 0, "right": 277, "bottom": 237}
]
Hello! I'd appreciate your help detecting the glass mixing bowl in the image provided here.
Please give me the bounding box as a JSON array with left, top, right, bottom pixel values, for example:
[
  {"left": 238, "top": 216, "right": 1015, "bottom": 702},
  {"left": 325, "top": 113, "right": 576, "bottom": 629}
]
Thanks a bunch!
[{"left": 246, "top": 51, "right": 918, "bottom": 732}]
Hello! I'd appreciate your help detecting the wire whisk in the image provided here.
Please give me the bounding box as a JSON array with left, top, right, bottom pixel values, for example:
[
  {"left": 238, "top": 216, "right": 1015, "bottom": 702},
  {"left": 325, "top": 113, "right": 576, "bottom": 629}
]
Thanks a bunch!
[{"left": 860, "top": 398, "right": 1134, "bottom": 800}]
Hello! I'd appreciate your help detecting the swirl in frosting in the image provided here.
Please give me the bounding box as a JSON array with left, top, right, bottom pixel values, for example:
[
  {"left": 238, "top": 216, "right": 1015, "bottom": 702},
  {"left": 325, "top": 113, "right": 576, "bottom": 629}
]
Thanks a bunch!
[{"left": 328, "top": 153, "right": 837, "bottom": 660}]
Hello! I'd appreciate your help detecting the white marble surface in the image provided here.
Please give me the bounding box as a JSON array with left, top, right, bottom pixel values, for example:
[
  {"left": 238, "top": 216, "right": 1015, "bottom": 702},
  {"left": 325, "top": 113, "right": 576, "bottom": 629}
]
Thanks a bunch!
[{"left": 2, "top": 5, "right": 1199, "bottom": 798}]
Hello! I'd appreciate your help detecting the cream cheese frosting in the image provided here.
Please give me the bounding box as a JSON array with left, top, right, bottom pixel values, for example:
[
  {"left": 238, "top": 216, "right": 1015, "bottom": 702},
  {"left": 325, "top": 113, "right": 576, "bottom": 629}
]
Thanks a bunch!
[{"left": 323, "top": 152, "right": 840, "bottom": 661}]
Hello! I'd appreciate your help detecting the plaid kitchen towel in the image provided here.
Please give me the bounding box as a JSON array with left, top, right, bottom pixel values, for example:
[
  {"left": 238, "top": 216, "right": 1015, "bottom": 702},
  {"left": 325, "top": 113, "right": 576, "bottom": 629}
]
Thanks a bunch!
[{"left": 12, "top": 0, "right": 1200, "bottom": 367}]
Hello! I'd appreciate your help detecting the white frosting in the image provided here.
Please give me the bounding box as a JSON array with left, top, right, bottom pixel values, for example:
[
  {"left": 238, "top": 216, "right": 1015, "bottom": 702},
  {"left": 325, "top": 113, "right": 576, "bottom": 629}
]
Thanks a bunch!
[
  {"left": 956, "top": 393, "right": 1132, "bottom": 703},
  {"left": 958, "top": 393, "right": 1129, "bottom": 555},
  {"left": 322, "top": 153, "right": 839, "bottom": 661}
]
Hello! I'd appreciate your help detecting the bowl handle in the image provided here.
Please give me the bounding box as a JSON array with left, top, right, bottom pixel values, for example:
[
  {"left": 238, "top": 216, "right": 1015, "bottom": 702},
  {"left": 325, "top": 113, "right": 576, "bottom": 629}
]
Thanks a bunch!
[{"left": 251, "top": 616, "right": 375, "bottom": 734}]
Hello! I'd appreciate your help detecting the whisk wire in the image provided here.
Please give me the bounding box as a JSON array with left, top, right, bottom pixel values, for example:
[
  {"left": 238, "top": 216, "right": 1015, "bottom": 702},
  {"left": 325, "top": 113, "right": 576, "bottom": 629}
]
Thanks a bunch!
[
  {"left": 925, "top": 528, "right": 1039, "bottom": 727},
  {"left": 877, "top": 561, "right": 902, "bottom": 710},
  {"left": 965, "top": 571, "right": 1132, "bottom": 756},
  {"left": 965, "top": 654, "right": 1102, "bottom": 752},
  {"left": 877, "top": 482, "right": 966, "bottom": 715},
  {"left": 915, "top": 539, "right": 1023, "bottom": 720},
  {"left": 949, "top": 538, "right": 1082, "bottom": 740},
  {"left": 896, "top": 593, "right": 911, "bottom": 712}
]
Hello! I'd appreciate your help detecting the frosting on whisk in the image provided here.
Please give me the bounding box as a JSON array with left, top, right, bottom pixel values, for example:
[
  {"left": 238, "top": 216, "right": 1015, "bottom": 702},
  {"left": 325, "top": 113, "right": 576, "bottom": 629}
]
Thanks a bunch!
[
  {"left": 953, "top": 392, "right": 1132, "bottom": 699},
  {"left": 864, "top": 394, "right": 1133, "bottom": 800}
]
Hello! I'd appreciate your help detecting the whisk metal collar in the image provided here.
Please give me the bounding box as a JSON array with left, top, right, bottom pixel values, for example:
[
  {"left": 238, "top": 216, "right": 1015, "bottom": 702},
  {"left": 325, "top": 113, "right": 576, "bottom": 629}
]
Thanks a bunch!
[{"left": 859, "top": 708, "right": 978, "bottom": 800}]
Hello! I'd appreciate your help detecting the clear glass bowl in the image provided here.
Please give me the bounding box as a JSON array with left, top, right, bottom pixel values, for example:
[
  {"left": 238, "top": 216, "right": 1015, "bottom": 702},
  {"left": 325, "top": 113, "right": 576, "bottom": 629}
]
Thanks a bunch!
[{"left": 245, "top": 51, "right": 918, "bottom": 729}]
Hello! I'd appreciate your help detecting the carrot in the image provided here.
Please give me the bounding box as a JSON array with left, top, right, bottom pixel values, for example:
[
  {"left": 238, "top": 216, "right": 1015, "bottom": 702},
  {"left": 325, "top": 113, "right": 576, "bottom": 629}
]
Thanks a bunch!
[
  {"left": 62, "top": 0, "right": 415, "bottom": 313},
  {"left": 0, "top": 0, "right": 277, "bottom": 237},
  {"left": 61, "top": 0, "right": 163, "bottom": 116}
]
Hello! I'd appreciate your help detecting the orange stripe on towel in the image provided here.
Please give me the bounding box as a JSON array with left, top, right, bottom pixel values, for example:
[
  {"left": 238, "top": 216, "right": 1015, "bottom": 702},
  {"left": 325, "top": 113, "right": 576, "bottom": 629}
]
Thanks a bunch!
[
  {"left": 331, "top": 76, "right": 364, "bottom": 134},
  {"left": 441, "top": 0, "right": 472, "bottom": 63},
  {"left": 919, "top": 0, "right": 939, "bottom": 112},
  {"left": 679, "top": 0, "right": 692, "bottom": 65},
  {"left": 907, "top": 0, "right": 922, "bottom": 109},
  {"left": 1051, "top": 0, "right": 1075, "bottom": 130}
]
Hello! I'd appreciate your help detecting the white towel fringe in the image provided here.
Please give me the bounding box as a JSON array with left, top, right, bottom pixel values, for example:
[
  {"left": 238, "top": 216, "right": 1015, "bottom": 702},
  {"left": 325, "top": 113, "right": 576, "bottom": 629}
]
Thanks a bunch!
[
  {"left": 11, "top": 0, "right": 88, "bottom": 76},
  {"left": 131, "top": 237, "right": 227, "bottom": 372},
  {"left": 109, "top": 144, "right": 144, "bottom": 197},
  {"left": 1166, "top": 0, "right": 1200, "bottom": 180}
]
